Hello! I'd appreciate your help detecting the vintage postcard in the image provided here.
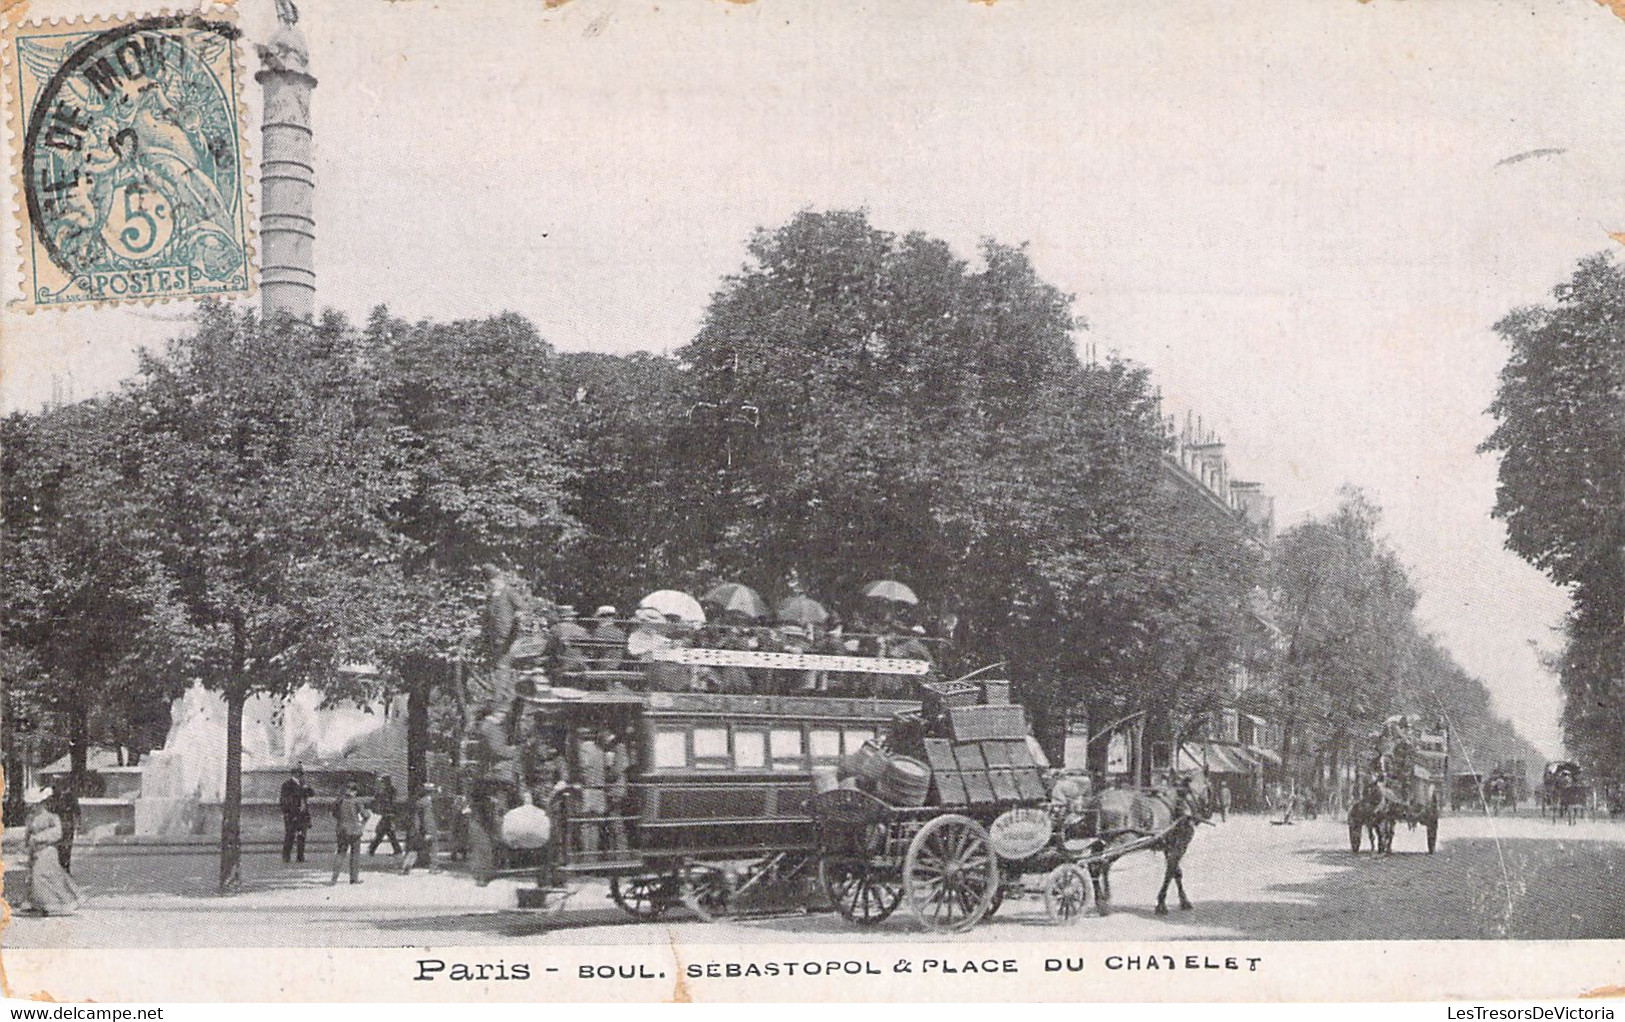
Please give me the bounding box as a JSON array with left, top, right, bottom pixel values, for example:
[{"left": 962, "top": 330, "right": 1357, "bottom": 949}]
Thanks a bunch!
[{"left": 0, "top": 0, "right": 1622, "bottom": 1005}]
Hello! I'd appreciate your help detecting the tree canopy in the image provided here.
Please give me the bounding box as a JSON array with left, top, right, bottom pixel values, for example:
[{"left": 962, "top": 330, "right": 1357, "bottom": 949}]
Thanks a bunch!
[{"left": 1483, "top": 252, "right": 1625, "bottom": 779}]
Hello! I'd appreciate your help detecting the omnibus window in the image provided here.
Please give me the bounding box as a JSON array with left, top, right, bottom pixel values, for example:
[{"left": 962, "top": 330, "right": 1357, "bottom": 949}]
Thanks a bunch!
[
  {"left": 653, "top": 730, "right": 688, "bottom": 770},
  {"left": 809, "top": 729, "right": 841, "bottom": 761},
  {"left": 735, "top": 729, "right": 767, "bottom": 769},
  {"left": 770, "top": 729, "right": 803, "bottom": 771},
  {"left": 843, "top": 729, "right": 875, "bottom": 752},
  {"left": 693, "top": 727, "right": 730, "bottom": 768}
]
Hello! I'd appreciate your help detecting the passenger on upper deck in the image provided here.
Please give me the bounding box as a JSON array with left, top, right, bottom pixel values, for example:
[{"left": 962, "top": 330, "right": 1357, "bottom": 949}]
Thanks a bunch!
[
  {"left": 547, "top": 605, "right": 592, "bottom": 677},
  {"left": 765, "top": 623, "right": 816, "bottom": 694},
  {"left": 590, "top": 606, "right": 627, "bottom": 649},
  {"left": 708, "top": 615, "right": 757, "bottom": 695}
]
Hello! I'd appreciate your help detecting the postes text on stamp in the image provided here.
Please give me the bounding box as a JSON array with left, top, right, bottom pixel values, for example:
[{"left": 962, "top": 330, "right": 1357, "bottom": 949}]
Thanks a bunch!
[{"left": 8, "top": 13, "right": 250, "bottom": 309}]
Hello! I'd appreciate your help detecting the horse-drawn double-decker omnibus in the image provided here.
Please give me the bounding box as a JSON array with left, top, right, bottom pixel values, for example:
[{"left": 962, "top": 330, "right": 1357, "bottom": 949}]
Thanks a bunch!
[
  {"left": 475, "top": 630, "right": 1212, "bottom": 931},
  {"left": 1349, "top": 714, "right": 1447, "bottom": 854},
  {"left": 483, "top": 636, "right": 935, "bottom": 920}
]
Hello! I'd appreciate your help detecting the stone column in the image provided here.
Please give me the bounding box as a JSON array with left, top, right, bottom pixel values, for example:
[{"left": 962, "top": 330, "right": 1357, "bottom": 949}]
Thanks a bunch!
[{"left": 256, "top": 21, "right": 317, "bottom": 320}]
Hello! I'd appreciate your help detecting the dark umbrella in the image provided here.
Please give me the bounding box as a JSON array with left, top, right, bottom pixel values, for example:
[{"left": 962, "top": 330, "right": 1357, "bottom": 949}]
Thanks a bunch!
[
  {"left": 863, "top": 580, "right": 919, "bottom": 605},
  {"left": 701, "top": 582, "right": 770, "bottom": 620},
  {"left": 774, "top": 594, "right": 830, "bottom": 626}
]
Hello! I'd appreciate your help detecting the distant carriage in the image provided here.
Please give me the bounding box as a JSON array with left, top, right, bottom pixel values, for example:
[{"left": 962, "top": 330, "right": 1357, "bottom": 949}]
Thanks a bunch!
[
  {"left": 1450, "top": 772, "right": 1483, "bottom": 812},
  {"left": 1483, "top": 773, "right": 1516, "bottom": 815},
  {"left": 1543, "top": 761, "right": 1586, "bottom": 825}
]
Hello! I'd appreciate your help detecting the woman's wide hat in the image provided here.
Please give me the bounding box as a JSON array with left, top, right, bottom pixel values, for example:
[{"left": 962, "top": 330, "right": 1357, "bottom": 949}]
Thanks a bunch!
[{"left": 22, "top": 785, "right": 53, "bottom": 805}]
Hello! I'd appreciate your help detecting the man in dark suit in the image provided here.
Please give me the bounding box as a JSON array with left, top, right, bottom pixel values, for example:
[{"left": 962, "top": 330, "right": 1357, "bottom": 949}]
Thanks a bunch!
[
  {"left": 279, "top": 765, "right": 314, "bottom": 863},
  {"left": 368, "top": 772, "right": 402, "bottom": 856}
]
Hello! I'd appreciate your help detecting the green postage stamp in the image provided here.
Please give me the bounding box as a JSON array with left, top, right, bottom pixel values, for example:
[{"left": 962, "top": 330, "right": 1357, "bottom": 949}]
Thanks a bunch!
[{"left": 7, "top": 12, "right": 251, "bottom": 309}]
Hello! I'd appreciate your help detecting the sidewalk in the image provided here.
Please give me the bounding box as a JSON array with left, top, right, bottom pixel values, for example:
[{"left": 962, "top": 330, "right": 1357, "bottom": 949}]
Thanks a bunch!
[{"left": 76, "top": 865, "right": 532, "bottom": 913}]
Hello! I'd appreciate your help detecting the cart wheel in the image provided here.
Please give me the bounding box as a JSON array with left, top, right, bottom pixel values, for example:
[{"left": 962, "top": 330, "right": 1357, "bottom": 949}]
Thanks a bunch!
[
  {"left": 1425, "top": 818, "right": 1438, "bottom": 854},
  {"left": 819, "top": 856, "right": 903, "bottom": 927},
  {"left": 680, "top": 864, "right": 735, "bottom": 922},
  {"left": 982, "top": 882, "right": 1007, "bottom": 920},
  {"left": 903, "top": 814, "right": 999, "bottom": 933},
  {"left": 610, "top": 873, "right": 675, "bottom": 920},
  {"left": 1348, "top": 819, "right": 1362, "bottom": 853},
  {"left": 1042, "top": 864, "right": 1090, "bottom": 925}
]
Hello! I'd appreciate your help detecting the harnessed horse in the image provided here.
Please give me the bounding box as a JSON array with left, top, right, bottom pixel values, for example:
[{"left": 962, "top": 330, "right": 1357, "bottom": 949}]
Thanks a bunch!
[
  {"left": 1089, "top": 770, "right": 1212, "bottom": 916},
  {"left": 1348, "top": 777, "right": 1398, "bottom": 854}
]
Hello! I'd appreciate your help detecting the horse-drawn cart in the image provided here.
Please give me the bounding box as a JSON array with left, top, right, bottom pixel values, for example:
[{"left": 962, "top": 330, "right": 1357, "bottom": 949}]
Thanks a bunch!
[{"left": 807, "top": 680, "right": 1211, "bottom": 931}]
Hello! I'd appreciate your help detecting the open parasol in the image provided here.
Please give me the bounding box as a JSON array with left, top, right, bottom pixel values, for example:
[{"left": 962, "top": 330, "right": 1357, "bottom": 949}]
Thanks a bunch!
[
  {"left": 701, "top": 582, "right": 770, "bottom": 620},
  {"left": 638, "top": 589, "right": 706, "bottom": 624},
  {"left": 774, "top": 594, "right": 830, "bottom": 626},
  {"left": 863, "top": 580, "right": 919, "bottom": 605}
]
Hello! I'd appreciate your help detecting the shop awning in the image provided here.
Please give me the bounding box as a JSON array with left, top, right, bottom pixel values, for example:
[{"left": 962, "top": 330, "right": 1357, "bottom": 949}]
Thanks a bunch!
[
  {"left": 1247, "top": 745, "right": 1282, "bottom": 765},
  {"left": 1177, "top": 742, "right": 1258, "bottom": 774}
]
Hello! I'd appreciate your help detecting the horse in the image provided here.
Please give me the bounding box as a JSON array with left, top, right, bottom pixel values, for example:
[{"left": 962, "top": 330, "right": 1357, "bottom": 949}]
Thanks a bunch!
[
  {"left": 1088, "top": 770, "right": 1212, "bottom": 916},
  {"left": 1556, "top": 778, "right": 1585, "bottom": 825},
  {"left": 1348, "top": 779, "right": 1398, "bottom": 855}
]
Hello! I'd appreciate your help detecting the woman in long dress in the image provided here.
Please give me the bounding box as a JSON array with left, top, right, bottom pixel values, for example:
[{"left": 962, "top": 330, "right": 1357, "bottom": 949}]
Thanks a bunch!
[{"left": 21, "top": 787, "right": 82, "bottom": 916}]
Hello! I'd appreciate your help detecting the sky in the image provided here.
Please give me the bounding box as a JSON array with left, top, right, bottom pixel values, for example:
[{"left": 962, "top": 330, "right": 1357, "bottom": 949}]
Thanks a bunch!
[{"left": 6, "top": 0, "right": 1621, "bottom": 757}]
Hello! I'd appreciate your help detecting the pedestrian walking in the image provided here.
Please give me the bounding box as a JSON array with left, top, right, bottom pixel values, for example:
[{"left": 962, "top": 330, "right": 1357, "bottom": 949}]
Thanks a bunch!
[
  {"left": 280, "top": 764, "right": 314, "bottom": 863},
  {"left": 368, "top": 772, "right": 402, "bottom": 856},
  {"left": 401, "top": 784, "right": 440, "bottom": 875},
  {"left": 330, "top": 781, "right": 367, "bottom": 885},
  {"left": 1219, "top": 781, "right": 1232, "bottom": 822},
  {"left": 20, "top": 786, "right": 82, "bottom": 916},
  {"left": 50, "top": 783, "right": 80, "bottom": 874}
]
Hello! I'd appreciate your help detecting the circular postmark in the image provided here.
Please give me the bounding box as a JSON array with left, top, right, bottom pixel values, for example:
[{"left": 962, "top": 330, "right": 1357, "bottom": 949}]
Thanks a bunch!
[{"left": 22, "top": 15, "right": 245, "bottom": 297}]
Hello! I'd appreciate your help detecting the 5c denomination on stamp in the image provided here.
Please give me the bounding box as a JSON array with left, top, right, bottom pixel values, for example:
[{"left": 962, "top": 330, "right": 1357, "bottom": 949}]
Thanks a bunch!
[{"left": 7, "top": 12, "right": 251, "bottom": 309}]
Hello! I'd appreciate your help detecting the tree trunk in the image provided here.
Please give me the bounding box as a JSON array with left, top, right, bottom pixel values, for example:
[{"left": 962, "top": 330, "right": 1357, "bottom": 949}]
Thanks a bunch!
[
  {"left": 218, "top": 684, "right": 246, "bottom": 894},
  {"left": 1, "top": 687, "right": 22, "bottom": 826},
  {"left": 68, "top": 699, "right": 90, "bottom": 782},
  {"left": 405, "top": 659, "right": 434, "bottom": 800}
]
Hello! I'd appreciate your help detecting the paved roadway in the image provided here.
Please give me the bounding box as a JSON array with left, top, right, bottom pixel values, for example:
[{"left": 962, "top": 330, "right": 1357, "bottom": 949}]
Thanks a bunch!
[{"left": 6, "top": 811, "right": 1623, "bottom": 946}]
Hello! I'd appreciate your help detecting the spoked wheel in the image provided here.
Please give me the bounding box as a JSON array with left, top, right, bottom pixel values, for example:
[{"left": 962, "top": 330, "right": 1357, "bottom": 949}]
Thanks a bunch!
[
  {"left": 1042, "top": 864, "right": 1090, "bottom": 925},
  {"left": 819, "top": 856, "right": 903, "bottom": 927},
  {"left": 610, "top": 873, "right": 677, "bottom": 920},
  {"left": 903, "top": 814, "right": 999, "bottom": 933},
  {"left": 680, "top": 863, "right": 736, "bottom": 922},
  {"left": 981, "top": 882, "right": 1007, "bottom": 920}
]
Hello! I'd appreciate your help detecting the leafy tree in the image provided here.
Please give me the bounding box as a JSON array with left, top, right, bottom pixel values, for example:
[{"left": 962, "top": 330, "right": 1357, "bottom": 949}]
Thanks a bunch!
[
  {"left": 1267, "top": 489, "right": 1417, "bottom": 784},
  {"left": 0, "top": 399, "right": 181, "bottom": 816},
  {"left": 362, "top": 309, "right": 580, "bottom": 798},
  {"left": 129, "top": 305, "right": 403, "bottom": 891},
  {"left": 1482, "top": 252, "right": 1625, "bottom": 778},
  {"left": 550, "top": 350, "right": 693, "bottom": 603},
  {"left": 675, "top": 209, "right": 1259, "bottom": 764}
]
